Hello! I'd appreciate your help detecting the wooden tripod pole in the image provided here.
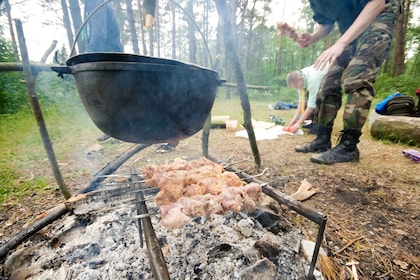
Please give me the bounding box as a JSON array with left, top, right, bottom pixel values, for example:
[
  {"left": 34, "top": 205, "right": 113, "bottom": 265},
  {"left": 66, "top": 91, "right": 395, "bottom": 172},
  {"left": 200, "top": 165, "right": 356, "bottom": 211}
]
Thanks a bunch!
[{"left": 15, "top": 19, "right": 71, "bottom": 199}]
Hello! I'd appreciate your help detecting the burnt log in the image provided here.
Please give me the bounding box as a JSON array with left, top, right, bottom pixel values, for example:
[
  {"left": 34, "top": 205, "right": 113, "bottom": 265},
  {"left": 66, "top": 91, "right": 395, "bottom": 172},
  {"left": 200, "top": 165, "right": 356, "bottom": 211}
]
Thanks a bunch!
[{"left": 370, "top": 115, "right": 420, "bottom": 146}]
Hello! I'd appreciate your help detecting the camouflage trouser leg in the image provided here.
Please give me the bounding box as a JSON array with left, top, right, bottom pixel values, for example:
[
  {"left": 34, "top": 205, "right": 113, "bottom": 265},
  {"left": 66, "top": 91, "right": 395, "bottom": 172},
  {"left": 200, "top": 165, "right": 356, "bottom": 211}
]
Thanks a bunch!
[
  {"left": 318, "top": 0, "right": 398, "bottom": 131},
  {"left": 313, "top": 91, "right": 323, "bottom": 124},
  {"left": 316, "top": 59, "right": 346, "bottom": 128}
]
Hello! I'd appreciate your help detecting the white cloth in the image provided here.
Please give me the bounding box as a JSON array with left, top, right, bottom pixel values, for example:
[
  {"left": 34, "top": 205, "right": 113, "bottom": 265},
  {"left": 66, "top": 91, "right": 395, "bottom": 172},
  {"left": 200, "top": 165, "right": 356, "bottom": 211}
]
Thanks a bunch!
[{"left": 235, "top": 126, "right": 303, "bottom": 141}]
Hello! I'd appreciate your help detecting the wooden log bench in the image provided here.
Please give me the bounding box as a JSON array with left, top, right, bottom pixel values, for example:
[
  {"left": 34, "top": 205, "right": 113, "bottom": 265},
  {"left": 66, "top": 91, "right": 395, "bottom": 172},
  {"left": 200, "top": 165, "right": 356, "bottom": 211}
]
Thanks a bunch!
[{"left": 370, "top": 114, "right": 420, "bottom": 146}]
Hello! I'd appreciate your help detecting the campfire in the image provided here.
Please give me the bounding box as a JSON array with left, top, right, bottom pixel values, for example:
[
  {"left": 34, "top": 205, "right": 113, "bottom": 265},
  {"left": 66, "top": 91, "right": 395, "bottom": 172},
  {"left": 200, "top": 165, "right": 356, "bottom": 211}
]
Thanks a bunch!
[
  {"left": 3, "top": 21, "right": 326, "bottom": 277},
  {"left": 2, "top": 157, "right": 326, "bottom": 280}
]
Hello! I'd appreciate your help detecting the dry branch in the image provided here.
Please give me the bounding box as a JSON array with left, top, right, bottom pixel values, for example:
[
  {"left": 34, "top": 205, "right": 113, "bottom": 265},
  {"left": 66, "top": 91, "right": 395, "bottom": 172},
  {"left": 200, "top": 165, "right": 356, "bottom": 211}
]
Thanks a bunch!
[
  {"left": 40, "top": 40, "right": 58, "bottom": 63},
  {"left": 333, "top": 236, "right": 365, "bottom": 256}
]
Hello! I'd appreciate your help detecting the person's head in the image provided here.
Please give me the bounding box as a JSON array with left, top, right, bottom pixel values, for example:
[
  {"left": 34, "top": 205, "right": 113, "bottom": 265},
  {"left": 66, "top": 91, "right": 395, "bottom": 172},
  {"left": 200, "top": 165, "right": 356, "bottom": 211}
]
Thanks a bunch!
[{"left": 286, "top": 71, "right": 304, "bottom": 89}]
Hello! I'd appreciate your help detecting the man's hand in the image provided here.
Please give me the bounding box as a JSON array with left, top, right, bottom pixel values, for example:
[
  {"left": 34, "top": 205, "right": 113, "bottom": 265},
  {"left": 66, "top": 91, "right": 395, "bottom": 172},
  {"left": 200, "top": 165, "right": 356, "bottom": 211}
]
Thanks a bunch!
[
  {"left": 314, "top": 41, "right": 346, "bottom": 70},
  {"left": 276, "top": 22, "right": 298, "bottom": 40},
  {"left": 296, "top": 33, "right": 312, "bottom": 47},
  {"left": 289, "top": 124, "right": 300, "bottom": 133},
  {"left": 282, "top": 124, "right": 299, "bottom": 134}
]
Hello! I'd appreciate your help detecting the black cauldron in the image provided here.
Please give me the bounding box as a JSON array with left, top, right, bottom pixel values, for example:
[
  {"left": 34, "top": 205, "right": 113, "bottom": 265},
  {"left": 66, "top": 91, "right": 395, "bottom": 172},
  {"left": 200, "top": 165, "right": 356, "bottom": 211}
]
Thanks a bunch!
[{"left": 53, "top": 53, "right": 222, "bottom": 144}]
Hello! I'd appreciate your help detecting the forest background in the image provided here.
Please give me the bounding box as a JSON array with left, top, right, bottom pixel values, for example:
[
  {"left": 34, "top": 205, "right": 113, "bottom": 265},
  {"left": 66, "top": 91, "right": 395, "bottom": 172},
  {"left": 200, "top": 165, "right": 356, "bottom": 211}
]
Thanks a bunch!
[
  {"left": 1, "top": 2, "right": 420, "bottom": 279},
  {"left": 0, "top": 0, "right": 419, "bottom": 116}
]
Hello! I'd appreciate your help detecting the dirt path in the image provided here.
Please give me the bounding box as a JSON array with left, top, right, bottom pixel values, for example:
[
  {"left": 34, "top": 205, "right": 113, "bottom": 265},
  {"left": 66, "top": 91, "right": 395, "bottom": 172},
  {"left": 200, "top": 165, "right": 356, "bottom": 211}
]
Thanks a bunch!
[{"left": 1, "top": 127, "right": 419, "bottom": 279}]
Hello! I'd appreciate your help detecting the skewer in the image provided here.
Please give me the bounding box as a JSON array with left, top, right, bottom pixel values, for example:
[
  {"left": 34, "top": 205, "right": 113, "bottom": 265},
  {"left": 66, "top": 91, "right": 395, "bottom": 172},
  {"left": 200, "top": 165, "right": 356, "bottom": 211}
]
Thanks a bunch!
[
  {"left": 94, "top": 173, "right": 136, "bottom": 178},
  {"left": 87, "top": 196, "right": 155, "bottom": 215},
  {"left": 131, "top": 168, "right": 170, "bottom": 280},
  {"left": 103, "top": 180, "right": 146, "bottom": 186},
  {"left": 220, "top": 156, "right": 254, "bottom": 167},
  {"left": 104, "top": 212, "right": 160, "bottom": 223},
  {"left": 247, "top": 167, "right": 270, "bottom": 178}
]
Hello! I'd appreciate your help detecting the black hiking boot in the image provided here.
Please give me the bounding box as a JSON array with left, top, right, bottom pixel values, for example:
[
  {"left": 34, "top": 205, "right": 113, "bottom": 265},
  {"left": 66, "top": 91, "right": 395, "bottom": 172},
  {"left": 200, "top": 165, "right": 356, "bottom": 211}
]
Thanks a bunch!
[
  {"left": 302, "top": 122, "right": 319, "bottom": 134},
  {"left": 308, "top": 123, "right": 319, "bottom": 134},
  {"left": 295, "top": 125, "right": 332, "bottom": 153},
  {"left": 311, "top": 129, "right": 362, "bottom": 165}
]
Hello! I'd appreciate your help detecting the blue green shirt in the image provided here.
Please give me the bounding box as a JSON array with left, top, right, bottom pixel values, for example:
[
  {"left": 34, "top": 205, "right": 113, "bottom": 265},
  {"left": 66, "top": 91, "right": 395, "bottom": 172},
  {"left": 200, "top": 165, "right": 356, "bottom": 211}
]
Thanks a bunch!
[{"left": 297, "top": 65, "right": 328, "bottom": 109}]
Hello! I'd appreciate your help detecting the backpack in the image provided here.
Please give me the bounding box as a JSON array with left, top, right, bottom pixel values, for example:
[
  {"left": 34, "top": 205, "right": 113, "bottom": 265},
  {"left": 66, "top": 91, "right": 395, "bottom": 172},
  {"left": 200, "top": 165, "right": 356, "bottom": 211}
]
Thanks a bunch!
[
  {"left": 375, "top": 92, "right": 416, "bottom": 116},
  {"left": 385, "top": 95, "right": 416, "bottom": 116}
]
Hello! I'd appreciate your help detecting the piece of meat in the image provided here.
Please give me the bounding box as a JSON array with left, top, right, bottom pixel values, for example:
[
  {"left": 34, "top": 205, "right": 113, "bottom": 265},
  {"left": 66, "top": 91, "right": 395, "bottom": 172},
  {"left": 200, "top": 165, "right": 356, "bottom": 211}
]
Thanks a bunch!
[
  {"left": 160, "top": 203, "right": 191, "bottom": 228},
  {"left": 276, "top": 22, "right": 298, "bottom": 41},
  {"left": 212, "top": 171, "right": 244, "bottom": 193},
  {"left": 217, "top": 186, "right": 245, "bottom": 212},
  {"left": 141, "top": 158, "right": 263, "bottom": 228},
  {"left": 243, "top": 182, "right": 262, "bottom": 199},
  {"left": 155, "top": 190, "right": 172, "bottom": 206},
  {"left": 157, "top": 170, "right": 187, "bottom": 198},
  {"left": 183, "top": 183, "right": 206, "bottom": 197},
  {"left": 177, "top": 194, "right": 224, "bottom": 217}
]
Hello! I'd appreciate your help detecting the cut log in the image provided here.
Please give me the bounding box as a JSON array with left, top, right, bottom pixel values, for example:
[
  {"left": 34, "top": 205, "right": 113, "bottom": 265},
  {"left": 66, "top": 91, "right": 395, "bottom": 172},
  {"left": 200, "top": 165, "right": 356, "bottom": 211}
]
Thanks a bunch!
[{"left": 370, "top": 115, "right": 420, "bottom": 146}]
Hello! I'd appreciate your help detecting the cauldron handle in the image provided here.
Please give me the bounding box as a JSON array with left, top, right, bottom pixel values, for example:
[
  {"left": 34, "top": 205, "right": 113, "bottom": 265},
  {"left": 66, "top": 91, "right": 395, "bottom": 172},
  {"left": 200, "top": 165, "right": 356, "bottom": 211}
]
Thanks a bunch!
[
  {"left": 70, "top": 0, "right": 113, "bottom": 57},
  {"left": 51, "top": 66, "right": 72, "bottom": 78}
]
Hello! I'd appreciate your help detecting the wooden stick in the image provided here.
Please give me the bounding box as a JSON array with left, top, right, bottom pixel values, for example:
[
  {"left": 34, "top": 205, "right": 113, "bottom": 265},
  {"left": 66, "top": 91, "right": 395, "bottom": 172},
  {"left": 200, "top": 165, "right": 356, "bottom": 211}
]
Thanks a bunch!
[
  {"left": 15, "top": 19, "right": 71, "bottom": 199},
  {"left": 222, "top": 82, "right": 269, "bottom": 91},
  {"left": 333, "top": 236, "right": 364, "bottom": 256},
  {"left": 0, "top": 62, "right": 54, "bottom": 72}
]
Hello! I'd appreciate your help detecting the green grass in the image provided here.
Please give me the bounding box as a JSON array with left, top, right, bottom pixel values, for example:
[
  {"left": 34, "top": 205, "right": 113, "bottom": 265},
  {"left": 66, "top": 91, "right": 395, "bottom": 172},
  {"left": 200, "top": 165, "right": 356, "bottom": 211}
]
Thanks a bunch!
[
  {"left": 0, "top": 167, "right": 51, "bottom": 205},
  {"left": 0, "top": 98, "right": 101, "bottom": 203},
  {"left": 212, "top": 93, "right": 297, "bottom": 123}
]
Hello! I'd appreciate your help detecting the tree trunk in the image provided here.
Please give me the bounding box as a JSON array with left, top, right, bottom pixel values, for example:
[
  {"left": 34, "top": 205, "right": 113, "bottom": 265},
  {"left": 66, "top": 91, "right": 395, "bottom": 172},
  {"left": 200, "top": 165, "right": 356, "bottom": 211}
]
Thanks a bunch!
[
  {"left": 246, "top": 0, "right": 257, "bottom": 69},
  {"left": 69, "top": 0, "right": 84, "bottom": 54},
  {"left": 125, "top": 0, "right": 140, "bottom": 54},
  {"left": 60, "top": 0, "right": 74, "bottom": 53},
  {"left": 214, "top": 0, "right": 261, "bottom": 167},
  {"left": 137, "top": 0, "right": 148, "bottom": 55},
  {"left": 186, "top": 0, "right": 196, "bottom": 63},
  {"left": 391, "top": 0, "right": 411, "bottom": 77},
  {"left": 155, "top": 1, "right": 161, "bottom": 57},
  {"left": 202, "top": 0, "right": 209, "bottom": 67},
  {"left": 4, "top": 0, "right": 19, "bottom": 57},
  {"left": 149, "top": 26, "right": 154, "bottom": 56},
  {"left": 171, "top": 5, "right": 176, "bottom": 59}
]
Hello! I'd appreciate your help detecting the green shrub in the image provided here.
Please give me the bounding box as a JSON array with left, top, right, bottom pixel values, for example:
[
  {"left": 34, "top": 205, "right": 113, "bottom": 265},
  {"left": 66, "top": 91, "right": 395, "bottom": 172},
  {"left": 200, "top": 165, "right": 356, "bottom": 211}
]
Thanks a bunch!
[
  {"left": 374, "top": 73, "right": 418, "bottom": 101},
  {"left": 0, "top": 38, "right": 29, "bottom": 114}
]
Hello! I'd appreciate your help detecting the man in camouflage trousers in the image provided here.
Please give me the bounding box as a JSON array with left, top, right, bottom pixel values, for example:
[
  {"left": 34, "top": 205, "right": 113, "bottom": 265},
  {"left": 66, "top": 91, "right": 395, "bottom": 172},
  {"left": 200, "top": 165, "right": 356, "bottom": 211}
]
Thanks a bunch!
[{"left": 278, "top": 0, "right": 400, "bottom": 165}]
